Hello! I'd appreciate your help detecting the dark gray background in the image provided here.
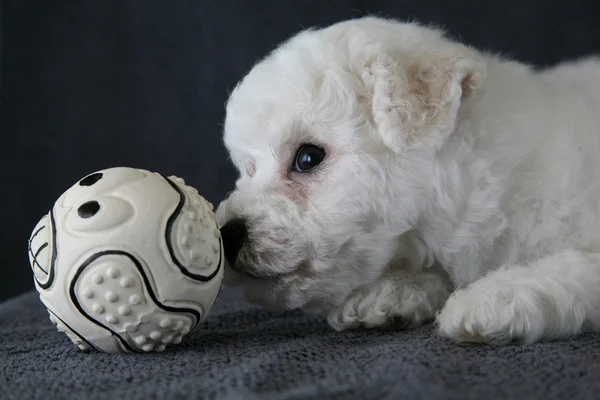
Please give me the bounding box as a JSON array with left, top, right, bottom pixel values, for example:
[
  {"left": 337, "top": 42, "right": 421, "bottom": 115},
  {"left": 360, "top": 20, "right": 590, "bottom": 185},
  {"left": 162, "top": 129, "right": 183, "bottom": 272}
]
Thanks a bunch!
[{"left": 2, "top": 1, "right": 599, "bottom": 302}]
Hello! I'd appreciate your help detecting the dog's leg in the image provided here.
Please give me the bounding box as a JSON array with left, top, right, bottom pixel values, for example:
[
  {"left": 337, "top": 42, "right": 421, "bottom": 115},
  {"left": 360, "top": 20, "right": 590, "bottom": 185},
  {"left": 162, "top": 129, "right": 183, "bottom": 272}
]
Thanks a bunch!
[
  {"left": 327, "top": 266, "right": 452, "bottom": 331},
  {"left": 436, "top": 250, "right": 600, "bottom": 345}
]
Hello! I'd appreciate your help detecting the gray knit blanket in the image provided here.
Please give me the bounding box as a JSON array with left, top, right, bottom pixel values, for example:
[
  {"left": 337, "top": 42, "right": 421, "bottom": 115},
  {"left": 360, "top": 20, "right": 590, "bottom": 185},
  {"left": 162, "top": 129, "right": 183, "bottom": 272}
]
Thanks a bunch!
[{"left": 1, "top": 286, "right": 599, "bottom": 400}]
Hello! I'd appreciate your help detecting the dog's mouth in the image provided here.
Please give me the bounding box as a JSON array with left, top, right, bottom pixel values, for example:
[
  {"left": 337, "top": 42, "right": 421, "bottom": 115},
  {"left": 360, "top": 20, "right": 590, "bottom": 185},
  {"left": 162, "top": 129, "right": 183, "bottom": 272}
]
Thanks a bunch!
[{"left": 226, "top": 228, "right": 312, "bottom": 280}]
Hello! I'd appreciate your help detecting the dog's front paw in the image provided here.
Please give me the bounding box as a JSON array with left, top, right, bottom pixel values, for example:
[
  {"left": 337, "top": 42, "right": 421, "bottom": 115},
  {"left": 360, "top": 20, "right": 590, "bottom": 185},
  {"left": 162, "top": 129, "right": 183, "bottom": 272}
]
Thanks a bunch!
[
  {"left": 436, "top": 278, "right": 549, "bottom": 345},
  {"left": 327, "top": 271, "right": 450, "bottom": 331}
]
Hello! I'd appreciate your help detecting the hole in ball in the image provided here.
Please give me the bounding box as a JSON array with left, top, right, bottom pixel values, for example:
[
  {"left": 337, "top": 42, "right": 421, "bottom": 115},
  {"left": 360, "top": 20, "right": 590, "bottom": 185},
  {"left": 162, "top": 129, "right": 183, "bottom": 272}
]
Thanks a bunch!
[
  {"left": 78, "top": 201, "right": 100, "bottom": 218},
  {"left": 79, "top": 172, "right": 103, "bottom": 186}
]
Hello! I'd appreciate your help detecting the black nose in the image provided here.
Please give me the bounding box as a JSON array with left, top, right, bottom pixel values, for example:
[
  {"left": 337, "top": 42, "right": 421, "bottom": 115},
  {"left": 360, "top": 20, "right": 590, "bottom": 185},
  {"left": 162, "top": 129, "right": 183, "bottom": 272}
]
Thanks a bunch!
[{"left": 220, "top": 218, "right": 248, "bottom": 266}]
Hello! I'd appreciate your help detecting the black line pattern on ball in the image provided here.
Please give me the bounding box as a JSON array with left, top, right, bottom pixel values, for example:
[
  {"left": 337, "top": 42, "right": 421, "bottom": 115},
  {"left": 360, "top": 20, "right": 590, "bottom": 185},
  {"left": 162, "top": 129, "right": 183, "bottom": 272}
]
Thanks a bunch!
[
  {"left": 69, "top": 250, "right": 202, "bottom": 353},
  {"left": 47, "top": 308, "right": 99, "bottom": 352},
  {"left": 29, "top": 211, "right": 58, "bottom": 290},
  {"left": 30, "top": 223, "right": 46, "bottom": 242},
  {"left": 28, "top": 222, "right": 48, "bottom": 274},
  {"left": 30, "top": 243, "right": 49, "bottom": 274},
  {"left": 160, "top": 174, "right": 223, "bottom": 282},
  {"left": 28, "top": 225, "right": 46, "bottom": 271}
]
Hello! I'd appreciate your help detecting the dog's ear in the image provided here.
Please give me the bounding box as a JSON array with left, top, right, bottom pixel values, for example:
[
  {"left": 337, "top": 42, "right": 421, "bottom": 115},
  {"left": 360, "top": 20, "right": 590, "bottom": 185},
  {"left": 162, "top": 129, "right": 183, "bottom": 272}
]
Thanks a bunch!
[{"left": 366, "top": 46, "right": 486, "bottom": 152}]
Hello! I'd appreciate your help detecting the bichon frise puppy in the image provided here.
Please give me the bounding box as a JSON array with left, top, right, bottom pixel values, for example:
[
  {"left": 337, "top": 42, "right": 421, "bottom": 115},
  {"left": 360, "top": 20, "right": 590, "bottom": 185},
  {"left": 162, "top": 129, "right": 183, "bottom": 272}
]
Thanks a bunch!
[{"left": 216, "top": 17, "right": 600, "bottom": 345}]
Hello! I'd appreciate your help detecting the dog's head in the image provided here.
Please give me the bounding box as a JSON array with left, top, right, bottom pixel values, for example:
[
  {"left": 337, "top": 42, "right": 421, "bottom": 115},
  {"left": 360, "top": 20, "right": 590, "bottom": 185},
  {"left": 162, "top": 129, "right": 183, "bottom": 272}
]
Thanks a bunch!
[{"left": 216, "top": 17, "right": 485, "bottom": 313}]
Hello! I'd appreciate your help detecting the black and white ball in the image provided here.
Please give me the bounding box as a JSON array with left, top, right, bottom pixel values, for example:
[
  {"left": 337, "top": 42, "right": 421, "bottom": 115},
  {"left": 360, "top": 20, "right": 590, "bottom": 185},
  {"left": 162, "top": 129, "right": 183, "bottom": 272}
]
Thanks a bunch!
[{"left": 27, "top": 167, "right": 224, "bottom": 353}]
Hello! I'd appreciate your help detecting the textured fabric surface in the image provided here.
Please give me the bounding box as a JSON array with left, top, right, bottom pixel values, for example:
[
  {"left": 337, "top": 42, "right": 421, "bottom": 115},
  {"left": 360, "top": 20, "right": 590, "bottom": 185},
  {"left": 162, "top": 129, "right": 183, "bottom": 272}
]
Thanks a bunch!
[{"left": 1, "top": 287, "right": 599, "bottom": 400}]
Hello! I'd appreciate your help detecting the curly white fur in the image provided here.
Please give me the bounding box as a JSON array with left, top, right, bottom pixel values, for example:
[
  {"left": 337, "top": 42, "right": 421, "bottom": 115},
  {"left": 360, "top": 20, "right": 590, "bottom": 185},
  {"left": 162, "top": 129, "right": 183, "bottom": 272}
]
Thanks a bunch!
[{"left": 216, "top": 17, "right": 600, "bottom": 345}]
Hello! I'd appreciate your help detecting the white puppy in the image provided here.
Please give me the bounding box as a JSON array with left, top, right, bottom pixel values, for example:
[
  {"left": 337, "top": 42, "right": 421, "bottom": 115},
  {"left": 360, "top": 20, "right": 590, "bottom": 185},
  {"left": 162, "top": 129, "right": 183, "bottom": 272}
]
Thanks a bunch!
[{"left": 216, "top": 17, "right": 600, "bottom": 345}]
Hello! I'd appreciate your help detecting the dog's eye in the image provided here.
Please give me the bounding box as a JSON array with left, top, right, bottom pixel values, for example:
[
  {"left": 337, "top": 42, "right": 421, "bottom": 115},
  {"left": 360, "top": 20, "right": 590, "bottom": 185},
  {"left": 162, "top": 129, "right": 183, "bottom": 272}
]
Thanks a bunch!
[{"left": 293, "top": 144, "right": 326, "bottom": 172}]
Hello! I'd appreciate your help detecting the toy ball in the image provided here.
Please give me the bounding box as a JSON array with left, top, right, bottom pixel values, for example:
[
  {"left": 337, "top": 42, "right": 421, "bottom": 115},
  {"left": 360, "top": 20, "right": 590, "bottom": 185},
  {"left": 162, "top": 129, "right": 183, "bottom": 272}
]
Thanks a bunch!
[{"left": 27, "top": 167, "right": 224, "bottom": 353}]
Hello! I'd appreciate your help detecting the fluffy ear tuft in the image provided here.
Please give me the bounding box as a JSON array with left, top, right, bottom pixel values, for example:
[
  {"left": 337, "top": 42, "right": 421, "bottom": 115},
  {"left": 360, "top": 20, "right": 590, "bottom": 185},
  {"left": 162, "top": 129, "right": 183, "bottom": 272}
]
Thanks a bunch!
[{"left": 369, "top": 46, "right": 486, "bottom": 152}]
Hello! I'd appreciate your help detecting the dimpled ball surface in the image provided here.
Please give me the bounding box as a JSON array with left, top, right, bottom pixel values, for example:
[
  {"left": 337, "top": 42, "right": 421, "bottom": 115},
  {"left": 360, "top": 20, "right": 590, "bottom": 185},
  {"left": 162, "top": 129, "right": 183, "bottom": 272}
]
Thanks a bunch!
[{"left": 27, "top": 167, "right": 224, "bottom": 353}]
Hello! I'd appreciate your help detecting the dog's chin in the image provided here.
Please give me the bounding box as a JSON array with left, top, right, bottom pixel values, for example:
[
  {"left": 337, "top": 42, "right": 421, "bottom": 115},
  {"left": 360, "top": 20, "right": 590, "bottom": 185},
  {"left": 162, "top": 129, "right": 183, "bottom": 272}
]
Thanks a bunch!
[
  {"left": 222, "top": 263, "right": 286, "bottom": 309},
  {"left": 223, "top": 262, "right": 321, "bottom": 312}
]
